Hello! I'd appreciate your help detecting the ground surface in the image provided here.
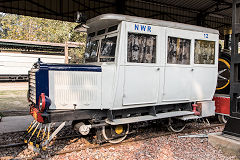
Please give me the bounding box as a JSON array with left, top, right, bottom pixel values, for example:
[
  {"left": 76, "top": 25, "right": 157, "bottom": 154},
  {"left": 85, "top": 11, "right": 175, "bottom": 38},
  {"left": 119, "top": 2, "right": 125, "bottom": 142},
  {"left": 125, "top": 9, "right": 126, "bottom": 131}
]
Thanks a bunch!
[
  {"left": 0, "top": 82, "right": 28, "bottom": 116},
  {"left": 51, "top": 127, "right": 238, "bottom": 160},
  {"left": 0, "top": 82, "right": 238, "bottom": 159},
  {"left": 0, "top": 123, "right": 238, "bottom": 160},
  {"left": 0, "top": 82, "right": 28, "bottom": 91}
]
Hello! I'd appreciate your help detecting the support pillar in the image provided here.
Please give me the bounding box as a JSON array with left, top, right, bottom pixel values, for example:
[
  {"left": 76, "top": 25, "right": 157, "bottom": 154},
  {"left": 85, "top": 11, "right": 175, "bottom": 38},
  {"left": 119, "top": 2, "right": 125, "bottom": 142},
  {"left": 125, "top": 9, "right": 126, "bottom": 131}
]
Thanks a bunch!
[
  {"left": 223, "top": 0, "right": 240, "bottom": 138},
  {"left": 64, "top": 41, "right": 68, "bottom": 64},
  {"left": 224, "top": 27, "right": 232, "bottom": 51}
]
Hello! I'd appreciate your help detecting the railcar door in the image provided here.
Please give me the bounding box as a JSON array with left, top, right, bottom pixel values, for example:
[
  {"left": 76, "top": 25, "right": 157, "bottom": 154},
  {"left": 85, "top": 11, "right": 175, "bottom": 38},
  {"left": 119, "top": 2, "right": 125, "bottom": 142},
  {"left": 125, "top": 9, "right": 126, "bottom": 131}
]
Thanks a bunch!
[
  {"left": 123, "top": 24, "right": 162, "bottom": 106},
  {"left": 162, "top": 29, "right": 193, "bottom": 102},
  {"left": 191, "top": 34, "right": 218, "bottom": 101}
]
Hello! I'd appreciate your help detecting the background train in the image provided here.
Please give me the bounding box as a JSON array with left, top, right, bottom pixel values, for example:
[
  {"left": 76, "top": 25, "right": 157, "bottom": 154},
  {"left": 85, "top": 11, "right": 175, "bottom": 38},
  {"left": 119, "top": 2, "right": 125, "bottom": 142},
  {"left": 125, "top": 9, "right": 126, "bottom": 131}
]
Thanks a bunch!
[
  {"left": 0, "top": 39, "right": 82, "bottom": 82},
  {"left": 0, "top": 52, "right": 64, "bottom": 81}
]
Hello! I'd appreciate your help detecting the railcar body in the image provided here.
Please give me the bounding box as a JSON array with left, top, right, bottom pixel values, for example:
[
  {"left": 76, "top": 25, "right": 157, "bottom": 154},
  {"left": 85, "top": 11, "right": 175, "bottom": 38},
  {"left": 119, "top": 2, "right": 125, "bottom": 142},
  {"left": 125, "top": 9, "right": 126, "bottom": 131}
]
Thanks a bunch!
[{"left": 26, "top": 14, "right": 219, "bottom": 149}]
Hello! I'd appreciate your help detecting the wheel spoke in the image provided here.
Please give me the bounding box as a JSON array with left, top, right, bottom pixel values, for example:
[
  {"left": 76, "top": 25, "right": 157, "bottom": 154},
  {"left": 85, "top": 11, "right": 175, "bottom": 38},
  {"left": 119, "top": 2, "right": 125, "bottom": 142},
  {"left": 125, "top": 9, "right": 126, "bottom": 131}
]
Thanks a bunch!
[
  {"left": 216, "top": 57, "right": 230, "bottom": 92},
  {"left": 218, "top": 74, "right": 227, "bottom": 80},
  {"left": 218, "top": 69, "right": 227, "bottom": 75}
]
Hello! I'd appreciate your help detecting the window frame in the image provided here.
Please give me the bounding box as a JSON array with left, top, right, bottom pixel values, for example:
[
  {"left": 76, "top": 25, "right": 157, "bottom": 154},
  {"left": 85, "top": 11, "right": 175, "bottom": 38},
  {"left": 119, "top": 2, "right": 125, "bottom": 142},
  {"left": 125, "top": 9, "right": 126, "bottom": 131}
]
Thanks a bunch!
[
  {"left": 84, "top": 37, "right": 100, "bottom": 63},
  {"left": 98, "top": 33, "right": 118, "bottom": 63},
  {"left": 126, "top": 32, "right": 158, "bottom": 65},
  {"left": 98, "top": 32, "right": 118, "bottom": 63},
  {"left": 194, "top": 39, "right": 216, "bottom": 65},
  {"left": 166, "top": 36, "right": 192, "bottom": 66},
  {"left": 84, "top": 39, "right": 100, "bottom": 63},
  {"left": 84, "top": 31, "right": 118, "bottom": 64}
]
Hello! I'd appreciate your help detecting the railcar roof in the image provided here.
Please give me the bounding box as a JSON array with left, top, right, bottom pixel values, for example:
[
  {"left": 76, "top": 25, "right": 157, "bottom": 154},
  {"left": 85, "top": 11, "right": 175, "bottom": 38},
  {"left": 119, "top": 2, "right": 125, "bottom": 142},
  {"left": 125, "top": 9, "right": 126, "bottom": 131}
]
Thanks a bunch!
[{"left": 87, "top": 14, "right": 219, "bottom": 35}]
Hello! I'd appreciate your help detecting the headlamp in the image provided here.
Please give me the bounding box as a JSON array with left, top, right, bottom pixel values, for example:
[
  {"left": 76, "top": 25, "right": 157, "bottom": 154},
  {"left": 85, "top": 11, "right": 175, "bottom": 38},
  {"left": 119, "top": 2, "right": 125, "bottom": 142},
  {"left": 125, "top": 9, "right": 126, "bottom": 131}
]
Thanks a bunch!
[{"left": 39, "top": 93, "right": 51, "bottom": 112}]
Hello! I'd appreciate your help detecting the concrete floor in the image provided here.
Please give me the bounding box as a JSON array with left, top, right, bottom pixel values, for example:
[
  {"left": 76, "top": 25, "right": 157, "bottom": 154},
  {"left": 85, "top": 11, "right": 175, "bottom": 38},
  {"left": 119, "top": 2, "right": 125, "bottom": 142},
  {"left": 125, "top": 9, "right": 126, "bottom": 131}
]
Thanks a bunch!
[
  {"left": 0, "top": 82, "right": 29, "bottom": 115},
  {"left": 0, "top": 82, "right": 28, "bottom": 91},
  {"left": 0, "top": 115, "right": 33, "bottom": 134},
  {"left": 208, "top": 133, "right": 240, "bottom": 159},
  {"left": 0, "top": 115, "right": 71, "bottom": 134}
]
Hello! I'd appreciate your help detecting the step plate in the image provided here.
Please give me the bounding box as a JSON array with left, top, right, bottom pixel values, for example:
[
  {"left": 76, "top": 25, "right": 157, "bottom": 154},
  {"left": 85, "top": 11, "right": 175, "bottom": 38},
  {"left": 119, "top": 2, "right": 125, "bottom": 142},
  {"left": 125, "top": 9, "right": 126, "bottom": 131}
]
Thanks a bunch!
[
  {"left": 106, "top": 111, "right": 194, "bottom": 125},
  {"left": 178, "top": 115, "right": 200, "bottom": 121}
]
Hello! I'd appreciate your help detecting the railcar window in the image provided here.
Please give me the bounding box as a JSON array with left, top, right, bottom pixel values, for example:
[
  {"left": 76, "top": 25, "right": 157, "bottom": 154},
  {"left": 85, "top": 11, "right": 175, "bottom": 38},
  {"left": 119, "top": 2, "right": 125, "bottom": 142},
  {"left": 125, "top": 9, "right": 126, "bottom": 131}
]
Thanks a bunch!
[
  {"left": 97, "top": 29, "right": 106, "bottom": 35},
  {"left": 88, "top": 32, "right": 95, "bottom": 37},
  {"left": 194, "top": 40, "right": 215, "bottom": 64},
  {"left": 108, "top": 25, "right": 118, "bottom": 32},
  {"left": 127, "top": 33, "right": 156, "bottom": 63},
  {"left": 99, "top": 36, "right": 117, "bottom": 62},
  {"left": 84, "top": 40, "right": 99, "bottom": 63},
  {"left": 167, "top": 37, "right": 191, "bottom": 65}
]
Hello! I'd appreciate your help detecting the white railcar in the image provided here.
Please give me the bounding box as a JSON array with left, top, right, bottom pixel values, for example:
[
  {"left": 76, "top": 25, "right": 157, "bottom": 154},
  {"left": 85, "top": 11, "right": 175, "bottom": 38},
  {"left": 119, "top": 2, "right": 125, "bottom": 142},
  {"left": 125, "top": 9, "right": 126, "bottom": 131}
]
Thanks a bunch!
[{"left": 27, "top": 14, "right": 219, "bottom": 147}]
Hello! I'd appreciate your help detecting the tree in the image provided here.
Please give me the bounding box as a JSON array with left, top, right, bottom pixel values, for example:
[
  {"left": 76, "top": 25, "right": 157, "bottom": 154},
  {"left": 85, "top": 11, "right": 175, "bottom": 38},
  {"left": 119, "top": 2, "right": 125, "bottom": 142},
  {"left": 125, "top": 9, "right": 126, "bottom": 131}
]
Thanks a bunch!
[
  {"left": 0, "top": 13, "right": 86, "bottom": 43},
  {"left": 0, "top": 13, "right": 86, "bottom": 63}
]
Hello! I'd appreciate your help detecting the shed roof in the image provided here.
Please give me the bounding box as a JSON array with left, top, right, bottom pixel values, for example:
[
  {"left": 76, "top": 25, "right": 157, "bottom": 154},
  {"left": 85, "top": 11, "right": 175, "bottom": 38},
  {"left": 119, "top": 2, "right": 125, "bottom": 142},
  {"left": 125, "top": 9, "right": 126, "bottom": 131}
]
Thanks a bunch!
[{"left": 0, "top": 0, "right": 234, "bottom": 36}]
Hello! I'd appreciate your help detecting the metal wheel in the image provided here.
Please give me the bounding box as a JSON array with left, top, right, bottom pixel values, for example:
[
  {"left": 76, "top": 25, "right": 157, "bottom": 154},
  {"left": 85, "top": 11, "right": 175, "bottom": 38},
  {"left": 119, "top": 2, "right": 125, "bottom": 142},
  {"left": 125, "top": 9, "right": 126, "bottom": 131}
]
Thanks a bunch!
[
  {"left": 102, "top": 124, "right": 129, "bottom": 143},
  {"left": 216, "top": 53, "right": 231, "bottom": 94},
  {"left": 218, "top": 115, "right": 229, "bottom": 124},
  {"left": 167, "top": 118, "right": 186, "bottom": 133}
]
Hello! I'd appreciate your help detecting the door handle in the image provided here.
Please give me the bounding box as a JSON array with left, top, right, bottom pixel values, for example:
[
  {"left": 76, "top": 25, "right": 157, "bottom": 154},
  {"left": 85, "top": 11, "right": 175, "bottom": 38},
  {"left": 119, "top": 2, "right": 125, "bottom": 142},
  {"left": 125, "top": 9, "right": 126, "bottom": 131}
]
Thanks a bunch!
[
  {"left": 191, "top": 68, "right": 194, "bottom": 71},
  {"left": 157, "top": 68, "right": 160, "bottom": 71}
]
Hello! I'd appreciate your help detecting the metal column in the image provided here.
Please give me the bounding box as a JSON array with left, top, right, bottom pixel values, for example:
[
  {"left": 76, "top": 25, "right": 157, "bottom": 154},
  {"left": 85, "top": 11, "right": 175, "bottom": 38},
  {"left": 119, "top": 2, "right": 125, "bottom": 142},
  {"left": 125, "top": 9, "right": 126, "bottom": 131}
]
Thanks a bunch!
[{"left": 223, "top": 0, "right": 240, "bottom": 137}]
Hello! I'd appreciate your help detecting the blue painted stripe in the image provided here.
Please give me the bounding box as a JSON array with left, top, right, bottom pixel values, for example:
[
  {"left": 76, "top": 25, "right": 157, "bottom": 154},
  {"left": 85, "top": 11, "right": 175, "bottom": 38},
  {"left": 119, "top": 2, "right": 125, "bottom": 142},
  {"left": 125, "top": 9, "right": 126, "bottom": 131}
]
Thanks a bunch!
[
  {"left": 39, "top": 63, "right": 102, "bottom": 72},
  {"left": 35, "top": 69, "right": 49, "bottom": 105}
]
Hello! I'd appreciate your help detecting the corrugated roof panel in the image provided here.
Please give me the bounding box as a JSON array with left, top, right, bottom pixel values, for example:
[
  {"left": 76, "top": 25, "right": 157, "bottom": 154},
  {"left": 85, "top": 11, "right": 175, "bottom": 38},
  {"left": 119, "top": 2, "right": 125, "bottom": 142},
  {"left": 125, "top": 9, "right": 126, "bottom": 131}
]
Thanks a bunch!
[
  {"left": 153, "top": 0, "right": 216, "bottom": 11},
  {"left": 0, "top": 0, "right": 233, "bottom": 36}
]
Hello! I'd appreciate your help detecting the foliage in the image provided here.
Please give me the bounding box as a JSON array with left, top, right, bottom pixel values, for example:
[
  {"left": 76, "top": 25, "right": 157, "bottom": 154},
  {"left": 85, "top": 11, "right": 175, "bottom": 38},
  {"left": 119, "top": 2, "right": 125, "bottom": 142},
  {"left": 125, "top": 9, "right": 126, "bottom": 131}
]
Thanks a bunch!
[
  {"left": 69, "top": 48, "right": 85, "bottom": 64},
  {"left": 0, "top": 13, "right": 83, "bottom": 43},
  {"left": 0, "top": 13, "right": 87, "bottom": 63},
  {"left": 68, "top": 27, "right": 87, "bottom": 64}
]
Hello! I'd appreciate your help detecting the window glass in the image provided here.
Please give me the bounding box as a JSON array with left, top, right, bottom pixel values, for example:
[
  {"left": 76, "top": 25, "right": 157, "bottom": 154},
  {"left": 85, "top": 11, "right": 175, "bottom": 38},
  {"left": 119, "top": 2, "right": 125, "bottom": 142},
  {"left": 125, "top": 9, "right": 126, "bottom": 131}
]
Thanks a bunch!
[
  {"left": 127, "top": 33, "right": 156, "bottom": 63},
  {"left": 194, "top": 40, "right": 215, "bottom": 64},
  {"left": 108, "top": 25, "right": 118, "bottom": 32},
  {"left": 97, "top": 29, "right": 105, "bottom": 35},
  {"left": 100, "top": 36, "right": 117, "bottom": 62},
  {"left": 84, "top": 40, "right": 99, "bottom": 63},
  {"left": 167, "top": 37, "right": 191, "bottom": 64},
  {"left": 88, "top": 32, "right": 95, "bottom": 37}
]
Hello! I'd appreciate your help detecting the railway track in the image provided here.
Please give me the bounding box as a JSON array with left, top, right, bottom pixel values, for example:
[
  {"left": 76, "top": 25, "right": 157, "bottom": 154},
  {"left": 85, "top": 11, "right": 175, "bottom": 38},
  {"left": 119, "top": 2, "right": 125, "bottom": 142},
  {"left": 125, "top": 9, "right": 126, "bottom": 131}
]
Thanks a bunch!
[
  {"left": 0, "top": 122, "right": 225, "bottom": 159},
  {"left": 51, "top": 123, "right": 224, "bottom": 156},
  {"left": 0, "top": 134, "right": 81, "bottom": 149}
]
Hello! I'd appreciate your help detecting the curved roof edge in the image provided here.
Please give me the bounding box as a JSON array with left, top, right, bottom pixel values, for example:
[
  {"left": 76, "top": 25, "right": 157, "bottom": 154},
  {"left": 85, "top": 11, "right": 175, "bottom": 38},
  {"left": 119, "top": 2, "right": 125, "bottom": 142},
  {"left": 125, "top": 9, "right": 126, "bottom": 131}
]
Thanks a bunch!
[{"left": 87, "top": 14, "right": 219, "bottom": 35}]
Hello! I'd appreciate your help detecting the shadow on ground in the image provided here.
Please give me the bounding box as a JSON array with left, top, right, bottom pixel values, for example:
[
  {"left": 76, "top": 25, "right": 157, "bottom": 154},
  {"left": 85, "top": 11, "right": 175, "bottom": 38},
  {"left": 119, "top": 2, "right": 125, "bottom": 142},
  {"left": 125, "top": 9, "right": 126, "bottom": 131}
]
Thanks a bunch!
[{"left": 0, "top": 90, "right": 29, "bottom": 116}]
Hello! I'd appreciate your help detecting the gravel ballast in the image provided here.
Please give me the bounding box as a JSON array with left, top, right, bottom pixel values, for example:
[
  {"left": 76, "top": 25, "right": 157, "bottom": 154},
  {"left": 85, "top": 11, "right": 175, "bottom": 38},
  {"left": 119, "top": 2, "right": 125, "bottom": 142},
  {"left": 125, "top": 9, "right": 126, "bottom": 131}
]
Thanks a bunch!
[
  {"left": 0, "top": 123, "right": 238, "bottom": 160},
  {"left": 51, "top": 126, "right": 237, "bottom": 160}
]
